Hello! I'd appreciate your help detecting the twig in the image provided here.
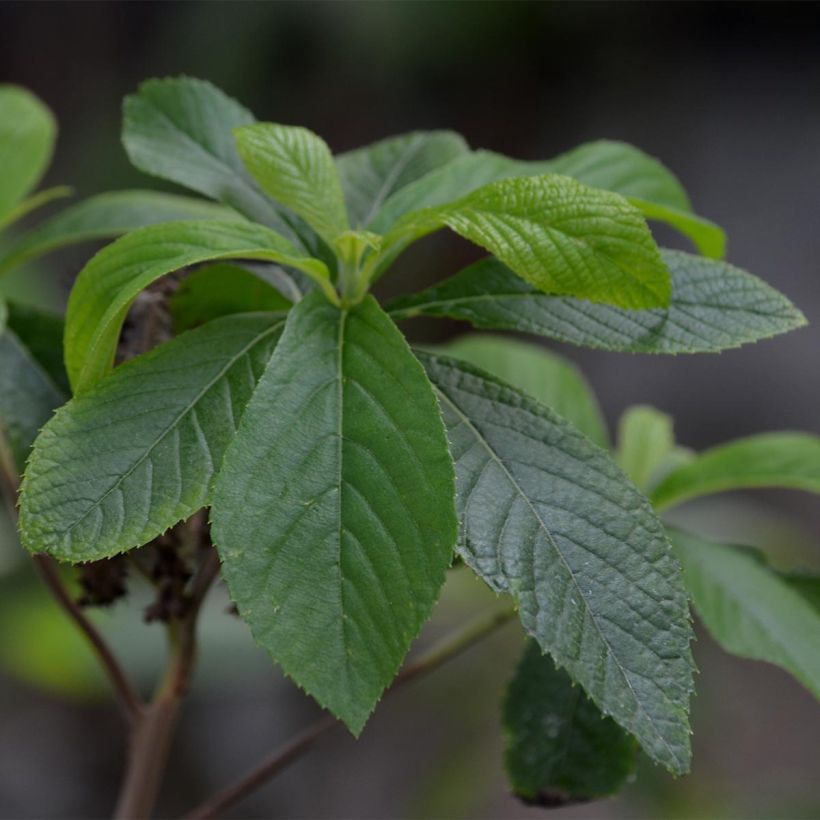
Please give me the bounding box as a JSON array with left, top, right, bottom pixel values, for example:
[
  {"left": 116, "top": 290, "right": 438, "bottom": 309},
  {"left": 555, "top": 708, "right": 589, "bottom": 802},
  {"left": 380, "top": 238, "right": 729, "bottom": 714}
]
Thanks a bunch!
[
  {"left": 0, "top": 430, "right": 144, "bottom": 724},
  {"left": 184, "top": 606, "right": 516, "bottom": 820}
]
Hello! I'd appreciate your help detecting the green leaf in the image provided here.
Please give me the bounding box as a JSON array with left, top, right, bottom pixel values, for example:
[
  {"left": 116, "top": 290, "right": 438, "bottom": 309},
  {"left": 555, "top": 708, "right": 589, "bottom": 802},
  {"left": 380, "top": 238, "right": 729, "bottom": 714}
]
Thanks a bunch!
[
  {"left": 418, "top": 352, "right": 693, "bottom": 773},
  {"left": 386, "top": 175, "right": 671, "bottom": 309},
  {"left": 0, "top": 86, "right": 56, "bottom": 222},
  {"left": 504, "top": 639, "right": 638, "bottom": 805},
  {"left": 390, "top": 251, "right": 806, "bottom": 354},
  {"left": 670, "top": 529, "right": 820, "bottom": 700},
  {"left": 0, "top": 190, "right": 241, "bottom": 275},
  {"left": 0, "top": 330, "right": 65, "bottom": 472},
  {"left": 617, "top": 406, "right": 676, "bottom": 491},
  {"left": 122, "top": 77, "right": 300, "bottom": 239},
  {"left": 211, "top": 292, "right": 457, "bottom": 733},
  {"left": 335, "top": 131, "right": 469, "bottom": 228},
  {"left": 434, "top": 334, "right": 608, "bottom": 448},
  {"left": 6, "top": 302, "right": 68, "bottom": 393},
  {"left": 0, "top": 185, "right": 73, "bottom": 233},
  {"left": 235, "top": 123, "right": 348, "bottom": 245},
  {"left": 64, "top": 219, "right": 330, "bottom": 393},
  {"left": 781, "top": 573, "right": 820, "bottom": 615},
  {"left": 19, "top": 313, "right": 285, "bottom": 561},
  {"left": 652, "top": 433, "right": 820, "bottom": 511},
  {"left": 629, "top": 198, "right": 725, "bottom": 259},
  {"left": 169, "top": 263, "right": 292, "bottom": 333}
]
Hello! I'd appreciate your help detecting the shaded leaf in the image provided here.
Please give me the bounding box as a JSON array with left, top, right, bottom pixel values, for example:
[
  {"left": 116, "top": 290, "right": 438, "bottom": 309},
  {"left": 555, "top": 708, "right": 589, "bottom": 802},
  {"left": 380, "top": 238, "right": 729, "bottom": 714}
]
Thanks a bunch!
[
  {"left": 435, "top": 334, "right": 608, "bottom": 448},
  {"left": 19, "top": 313, "right": 285, "bottom": 561},
  {"left": 6, "top": 302, "right": 68, "bottom": 393},
  {"left": 390, "top": 252, "right": 805, "bottom": 354},
  {"left": 64, "top": 219, "right": 329, "bottom": 393},
  {"left": 670, "top": 529, "right": 820, "bottom": 701},
  {"left": 211, "top": 292, "right": 457, "bottom": 733},
  {"left": 385, "top": 175, "right": 671, "bottom": 309},
  {"left": 617, "top": 406, "right": 677, "bottom": 491},
  {"left": 652, "top": 433, "right": 820, "bottom": 511},
  {"left": 504, "top": 639, "right": 638, "bottom": 805},
  {"left": 418, "top": 351, "right": 693, "bottom": 773}
]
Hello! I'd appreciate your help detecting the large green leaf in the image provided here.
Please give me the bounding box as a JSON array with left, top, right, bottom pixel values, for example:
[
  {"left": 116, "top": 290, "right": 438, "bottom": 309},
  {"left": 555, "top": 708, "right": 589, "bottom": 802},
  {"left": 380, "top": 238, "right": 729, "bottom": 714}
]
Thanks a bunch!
[
  {"left": 385, "top": 175, "right": 671, "bottom": 309},
  {"left": 670, "top": 529, "right": 820, "bottom": 700},
  {"left": 64, "top": 219, "right": 329, "bottom": 393},
  {"left": 0, "top": 190, "right": 240, "bottom": 275},
  {"left": 504, "top": 639, "right": 638, "bottom": 805},
  {"left": 0, "top": 86, "right": 56, "bottom": 222},
  {"left": 418, "top": 352, "right": 693, "bottom": 773},
  {"left": 122, "top": 77, "right": 300, "bottom": 239},
  {"left": 435, "top": 335, "right": 608, "bottom": 448},
  {"left": 652, "top": 433, "right": 820, "bottom": 511},
  {"left": 0, "top": 330, "right": 65, "bottom": 472},
  {"left": 235, "top": 123, "right": 348, "bottom": 245},
  {"left": 335, "top": 131, "right": 469, "bottom": 228},
  {"left": 19, "top": 313, "right": 285, "bottom": 562},
  {"left": 390, "top": 252, "right": 805, "bottom": 354},
  {"left": 169, "top": 263, "right": 291, "bottom": 332},
  {"left": 211, "top": 292, "right": 457, "bottom": 733}
]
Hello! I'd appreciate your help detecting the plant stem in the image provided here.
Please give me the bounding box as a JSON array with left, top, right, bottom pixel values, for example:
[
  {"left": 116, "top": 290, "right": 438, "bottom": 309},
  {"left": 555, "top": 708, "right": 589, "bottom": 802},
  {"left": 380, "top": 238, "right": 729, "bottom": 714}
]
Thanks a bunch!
[
  {"left": 114, "top": 547, "right": 220, "bottom": 819},
  {"left": 0, "top": 430, "right": 144, "bottom": 723},
  {"left": 184, "top": 606, "right": 515, "bottom": 820}
]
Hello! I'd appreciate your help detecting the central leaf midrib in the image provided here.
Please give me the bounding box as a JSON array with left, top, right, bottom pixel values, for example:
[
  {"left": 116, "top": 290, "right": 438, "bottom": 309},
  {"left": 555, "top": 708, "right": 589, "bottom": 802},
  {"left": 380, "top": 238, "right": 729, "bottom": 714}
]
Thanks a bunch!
[
  {"left": 433, "top": 376, "right": 680, "bottom": 764},
  {"left": 61, "top": 320, "right": 283, "bottom": 540}
]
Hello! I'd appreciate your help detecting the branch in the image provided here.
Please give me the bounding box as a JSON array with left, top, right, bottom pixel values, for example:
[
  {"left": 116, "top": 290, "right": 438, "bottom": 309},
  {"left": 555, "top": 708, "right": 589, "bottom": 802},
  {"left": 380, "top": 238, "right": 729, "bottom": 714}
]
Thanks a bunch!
[
  {"left": 0, "top": 429, "right": 144, "bottom": 724},
  {"left": 184, "top": 606, "right": 516, "bottom": 819}
]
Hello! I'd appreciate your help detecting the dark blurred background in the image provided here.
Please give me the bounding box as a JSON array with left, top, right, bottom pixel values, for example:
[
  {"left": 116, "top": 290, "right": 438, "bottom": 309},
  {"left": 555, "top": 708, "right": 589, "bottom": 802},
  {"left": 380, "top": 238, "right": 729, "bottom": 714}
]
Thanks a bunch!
[{"left": 1, "top": 2, "right": 819, "bottom": 818}]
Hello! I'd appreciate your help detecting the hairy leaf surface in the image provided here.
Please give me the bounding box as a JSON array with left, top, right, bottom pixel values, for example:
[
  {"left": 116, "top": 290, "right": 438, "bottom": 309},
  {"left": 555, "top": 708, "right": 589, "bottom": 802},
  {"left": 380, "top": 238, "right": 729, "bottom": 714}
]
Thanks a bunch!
[
  {"left": 670, "top": 529, "right": 820, "bottom": 700},
  {"left": 19, "top": 313, "right": 285, "bottom": 561},
  {"left": 652, "top": 433, "right": 820, "bottom": 510},
  {"left": 235, "top": 123, "right": 348, "bottom": 245},
  {"left": 64, "top": 219, "right": 328, "bottom": 393},
  {"left": 211, "top": 292, "right": 457, "bottom": 733},
  {"left": 418, "top": 352, "right": 693, "bottom": 773},
  {"left": 0, "top": 330, "right": 64, "bottom": 472},
  {"left": 504, "top": 639, "right": 638, "bottom": 805},
  {"left": 169, "top": 263, "right": 291, "bottom": 332},
  {"left": 0, "top": 190, "right": 239, "bottom": 274},
  {"left": 386, "top": 175, "right": 671, "bottom": 309},
  {"left": 436, "top": 335, "right": 608, "bottom": 448},
  {"left": 336, "top": 131, "right": 468, "bottom": 227},
  {"left": 390, "top": 252, "right": 805, "bottom": 354},
  {"left": 0, "top": 86, "right": 56, "bottom": 222}
]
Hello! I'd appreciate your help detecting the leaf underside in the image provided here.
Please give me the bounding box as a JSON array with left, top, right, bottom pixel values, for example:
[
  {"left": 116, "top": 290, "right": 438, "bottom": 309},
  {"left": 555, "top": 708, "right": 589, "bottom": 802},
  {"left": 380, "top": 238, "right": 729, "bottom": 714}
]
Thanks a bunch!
[
  {"left": 504, "top": 639, "right": 638, "bottom": 805},
  {"left": 211, "top": 292, "right": 457, "bottom": 733},
  {"left": 390, "top": 251, "right": 805, "bottom": 354},
  {"left": 418, "top": 351, "right": 694, "bottom": 773},
  {"left": 19, "top": 313, "right": 285, "bottom": 561}
]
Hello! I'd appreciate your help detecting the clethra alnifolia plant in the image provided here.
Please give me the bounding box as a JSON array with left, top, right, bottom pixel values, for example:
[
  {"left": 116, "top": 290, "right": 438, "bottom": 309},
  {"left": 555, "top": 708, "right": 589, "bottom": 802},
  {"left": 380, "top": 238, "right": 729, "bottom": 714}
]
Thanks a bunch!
[{"left": 2, "top": 77, "right": 819, "bottom": 818}]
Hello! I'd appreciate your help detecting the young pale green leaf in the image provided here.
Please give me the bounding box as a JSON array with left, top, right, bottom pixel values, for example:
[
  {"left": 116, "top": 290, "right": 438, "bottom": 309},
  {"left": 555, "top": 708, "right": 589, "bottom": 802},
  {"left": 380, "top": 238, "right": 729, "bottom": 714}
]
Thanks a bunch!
[
  {"left": 64, "top": 219, "right": 329, "bottom": 394},
  {"left": 169, "top": 263, "right": 291, "bottom": 333},
  {"left": 386, "top": 175, "right": 671, "bottom": 310},
  {"left": 335, "top": 131, "right": 469, "bottom": 228},
  {"left": 0, "top": 190, "right": 240, "bottom": 275},
  {"left": 0, "top": 86, "right": 56, "bottom": 222},
  {"left": 434, "top": 334, "right": 608, "bottom": 448},
  {"left": 630, "top": 199, "right": 725, "bottom": 259},
  {"left": 235, "top": 123, "right": 348, "bottom": 245},
  {"left": 652, "top": 433, "right": 820, "bottom": 511},
  {"left": 211, "top": 292, "right": 457, "bottom": 734},
  {"left": 19, "top": 313, "right": 285, "bottom": 562},
  {"left": 122, "top": 77, "right": 301, "bottom": 240},
  {"left": 6, "top": 302, "right": 68, "bottom": 393},
  {"left": 504, "top": 639, "right": 638, "bottom": 805},
  {"left": 418, "top": 352, "right": 694, "bottom": 774},
  {"left": 617, "top": 406, "right": 677, "bottom": 491},
  {"left": 0, "top": 330, "right": 65, "bottom": 472},
  {"left": 670, "top": 529, "right": 820, "bottom": 700},
  {"left": 389, "top": 251, "right": 805, "bottom": 354}
]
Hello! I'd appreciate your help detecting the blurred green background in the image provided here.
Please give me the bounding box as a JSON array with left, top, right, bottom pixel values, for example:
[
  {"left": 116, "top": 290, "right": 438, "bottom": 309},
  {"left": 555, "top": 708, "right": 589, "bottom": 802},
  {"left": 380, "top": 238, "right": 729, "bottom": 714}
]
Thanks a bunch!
[{"left": 1, "top": 2, "right": 819, "bottom": 817}]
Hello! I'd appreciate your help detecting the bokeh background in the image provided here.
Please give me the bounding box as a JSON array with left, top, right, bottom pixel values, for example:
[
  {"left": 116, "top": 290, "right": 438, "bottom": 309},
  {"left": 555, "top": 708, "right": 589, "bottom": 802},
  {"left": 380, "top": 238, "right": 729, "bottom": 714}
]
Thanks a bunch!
[{"left": 1, "top": 2, "right": 819, "bottom": 817}]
